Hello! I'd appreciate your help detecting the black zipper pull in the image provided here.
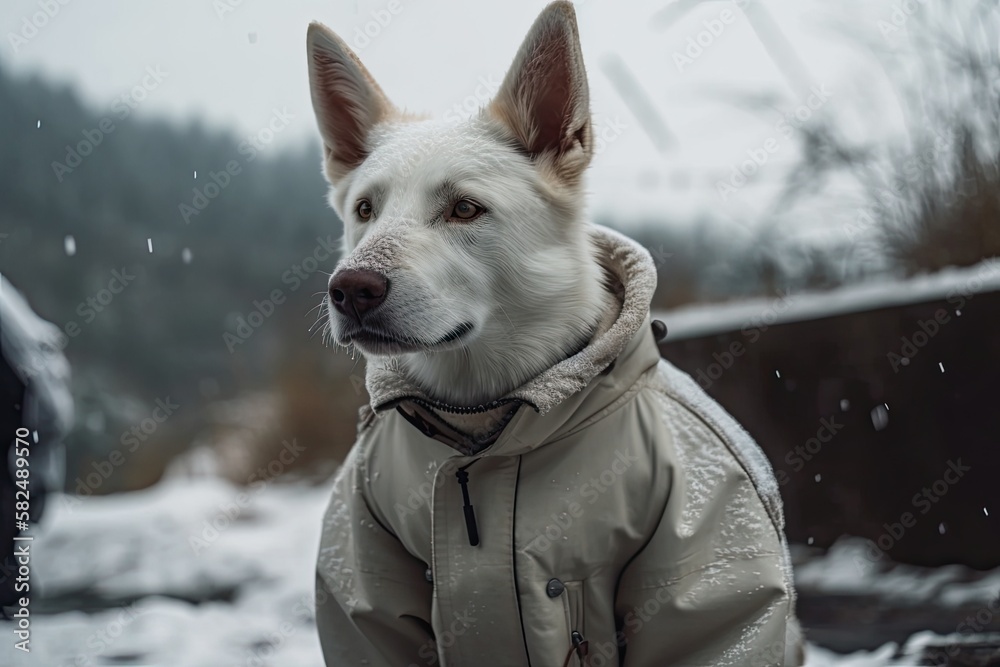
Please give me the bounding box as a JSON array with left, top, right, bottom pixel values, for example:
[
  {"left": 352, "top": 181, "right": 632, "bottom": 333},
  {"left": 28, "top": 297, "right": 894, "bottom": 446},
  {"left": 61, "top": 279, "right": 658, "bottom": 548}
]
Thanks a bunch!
[
  {"left": 456, "top": 465, "right": 480, "bottom": 546},
  {"left": 572, "top": 631, "right": 589, "bottom": 663},
  {"left": 562, "top": 631, "right": 589, "bottom": 667}
]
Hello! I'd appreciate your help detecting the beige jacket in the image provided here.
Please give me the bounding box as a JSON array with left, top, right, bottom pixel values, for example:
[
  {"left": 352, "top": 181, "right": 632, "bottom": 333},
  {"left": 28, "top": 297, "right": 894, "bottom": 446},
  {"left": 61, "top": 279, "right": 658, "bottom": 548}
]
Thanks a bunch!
[{"left": 316, "top": 226, "right": 799, "bottom": 666}]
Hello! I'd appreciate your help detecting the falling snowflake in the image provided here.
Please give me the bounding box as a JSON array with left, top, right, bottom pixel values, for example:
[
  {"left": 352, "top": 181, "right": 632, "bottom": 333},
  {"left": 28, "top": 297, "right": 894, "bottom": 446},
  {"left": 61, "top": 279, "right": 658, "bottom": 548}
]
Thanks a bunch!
[
  {"left": 64, "top": 235, "right": 76, "bottom": 256},
  {"left": 814, "top": 474, "right": 822, "bottom": 482},
  {"left": 938, "top": 362, "right": 945, "bottom": 373},
  {"left": 840, "top": 399, "right": 850, "bottom": 411},
  {"left": 147, "top": 238, "right": 153, "bottom": 253},
  {"left": 871, "top": 404, "right": 889, "bottom": 431},
  {"left": 182, "top": 248, "right": 193, "bottom": 264},
  {"left": 36, "top": 120, "right": 41, "bottom": 129}
]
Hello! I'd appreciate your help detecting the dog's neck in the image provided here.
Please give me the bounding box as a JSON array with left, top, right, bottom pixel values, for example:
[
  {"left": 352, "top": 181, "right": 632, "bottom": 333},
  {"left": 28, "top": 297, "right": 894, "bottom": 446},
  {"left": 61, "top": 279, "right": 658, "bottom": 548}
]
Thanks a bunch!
[{"left": 396, "top": 245, "right": 620, "bottom": 409}]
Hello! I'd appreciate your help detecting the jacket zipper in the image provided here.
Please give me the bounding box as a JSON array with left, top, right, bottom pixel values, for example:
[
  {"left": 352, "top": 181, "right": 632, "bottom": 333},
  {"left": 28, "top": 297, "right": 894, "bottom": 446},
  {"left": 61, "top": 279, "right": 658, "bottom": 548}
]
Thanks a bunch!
[
  {"left": 511, "top": 455, "right": 532, "bottom": 666},
  {"left": 455, "top": 463, "right": 480, "bottom": 546},
  {"left": 397, "top": 396, "right": 529, "bottom": 415},
  {"left": 562, "top": 581, "right": 588, "bottom": 666}
]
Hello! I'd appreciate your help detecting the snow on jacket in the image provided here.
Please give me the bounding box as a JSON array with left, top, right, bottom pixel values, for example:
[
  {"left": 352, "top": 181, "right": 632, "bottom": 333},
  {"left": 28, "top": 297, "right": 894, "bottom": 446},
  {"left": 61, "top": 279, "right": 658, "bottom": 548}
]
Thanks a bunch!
[{"left": 316, "top": 225, "right": 799, "bottom": 666}]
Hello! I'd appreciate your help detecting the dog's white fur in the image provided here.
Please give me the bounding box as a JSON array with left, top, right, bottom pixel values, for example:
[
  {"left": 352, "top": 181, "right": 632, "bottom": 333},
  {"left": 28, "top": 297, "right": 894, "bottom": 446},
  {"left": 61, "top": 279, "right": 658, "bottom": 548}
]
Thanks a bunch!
[{"left": 308, "top": 1, "right": 616, "bottom": 407}]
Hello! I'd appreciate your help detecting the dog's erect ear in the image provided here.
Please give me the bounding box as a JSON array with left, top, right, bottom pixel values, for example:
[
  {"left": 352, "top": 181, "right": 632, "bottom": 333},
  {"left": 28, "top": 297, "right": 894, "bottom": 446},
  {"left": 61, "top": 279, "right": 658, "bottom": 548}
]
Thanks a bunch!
[
  {"left": 488, "top": 1, "right": 592, "bottom": 183},
  {"left": 307, "top": 22, "right": 394, "bottom": 182}
]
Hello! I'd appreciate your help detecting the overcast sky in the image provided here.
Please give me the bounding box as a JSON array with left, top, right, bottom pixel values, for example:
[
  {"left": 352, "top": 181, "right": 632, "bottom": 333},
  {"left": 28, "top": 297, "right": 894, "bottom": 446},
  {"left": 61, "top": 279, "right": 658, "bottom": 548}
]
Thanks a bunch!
[{"left": 2, "top": 0, "right": 917, "bottom": 236}]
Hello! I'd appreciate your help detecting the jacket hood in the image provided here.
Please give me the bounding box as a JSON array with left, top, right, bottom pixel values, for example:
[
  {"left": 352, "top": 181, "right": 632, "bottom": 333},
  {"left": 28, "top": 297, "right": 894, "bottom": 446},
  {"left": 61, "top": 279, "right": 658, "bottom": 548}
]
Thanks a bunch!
[{"left": 363, "top": 225, "right": 662, "bottom": 454}]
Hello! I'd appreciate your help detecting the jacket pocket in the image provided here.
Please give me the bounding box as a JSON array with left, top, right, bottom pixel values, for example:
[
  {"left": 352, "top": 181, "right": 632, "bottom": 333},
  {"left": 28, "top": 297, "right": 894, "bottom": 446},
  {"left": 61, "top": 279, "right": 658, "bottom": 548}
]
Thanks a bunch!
[{"left": 561, "top": 580, "right": 587, "bottom": 666}]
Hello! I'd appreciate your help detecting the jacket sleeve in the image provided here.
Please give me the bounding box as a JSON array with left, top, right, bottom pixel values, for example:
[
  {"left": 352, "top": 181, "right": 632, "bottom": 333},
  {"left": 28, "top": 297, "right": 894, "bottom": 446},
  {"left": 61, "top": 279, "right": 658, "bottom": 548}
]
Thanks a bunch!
[
  {"left": 613, "top": 430, "right": 797, "bottom": 666},
  {"left": 315, "top": 440, "right": 434, "bottom": 667}
]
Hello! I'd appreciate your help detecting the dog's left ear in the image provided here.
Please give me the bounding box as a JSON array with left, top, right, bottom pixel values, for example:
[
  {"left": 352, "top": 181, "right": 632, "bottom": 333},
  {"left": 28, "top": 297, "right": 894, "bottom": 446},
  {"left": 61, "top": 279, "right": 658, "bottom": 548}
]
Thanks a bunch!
[{"left": 488, "top": 1, "right": 592, "bottom": 184}]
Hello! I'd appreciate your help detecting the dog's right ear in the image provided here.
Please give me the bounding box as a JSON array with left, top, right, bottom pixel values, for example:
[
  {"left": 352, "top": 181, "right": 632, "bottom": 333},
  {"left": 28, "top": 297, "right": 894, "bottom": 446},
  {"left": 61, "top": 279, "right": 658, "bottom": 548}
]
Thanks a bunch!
[{"left": 307, "top": 22, "right": 393, "bottom": 183}]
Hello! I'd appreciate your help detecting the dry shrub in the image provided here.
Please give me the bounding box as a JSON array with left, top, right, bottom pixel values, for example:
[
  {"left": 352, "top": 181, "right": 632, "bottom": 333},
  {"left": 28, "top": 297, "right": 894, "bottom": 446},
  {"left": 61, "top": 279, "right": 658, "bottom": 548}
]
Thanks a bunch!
[
  {"left": 871, "top": 1, "right": 1000, "bottom": 273},
  {"left": 206, "top": 350, "right": 365, "bottom": 486}
]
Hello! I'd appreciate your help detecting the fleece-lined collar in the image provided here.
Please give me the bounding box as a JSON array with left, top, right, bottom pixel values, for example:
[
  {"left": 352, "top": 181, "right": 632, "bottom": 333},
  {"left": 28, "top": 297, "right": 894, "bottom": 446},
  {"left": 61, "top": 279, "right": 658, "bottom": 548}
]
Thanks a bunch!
[{"left": 363, "top": 224, "right": 660, "bottom": 447}]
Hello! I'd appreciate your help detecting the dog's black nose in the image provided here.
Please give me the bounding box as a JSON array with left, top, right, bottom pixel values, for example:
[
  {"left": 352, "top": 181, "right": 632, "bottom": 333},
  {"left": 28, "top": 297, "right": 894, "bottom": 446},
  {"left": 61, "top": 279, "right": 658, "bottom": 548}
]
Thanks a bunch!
[{"left": 329, "top": 269, "right": 389, "bottom": 323}]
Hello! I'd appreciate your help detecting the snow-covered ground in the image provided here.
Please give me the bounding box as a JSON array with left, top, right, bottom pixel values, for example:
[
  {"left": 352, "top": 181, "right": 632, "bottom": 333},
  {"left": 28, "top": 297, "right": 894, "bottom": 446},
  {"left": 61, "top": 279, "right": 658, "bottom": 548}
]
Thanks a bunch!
[
  {"left": 796, "top": 539, "right": 1000, "bottom": 609},
  {"left": 2, "top": 475, "right": 334, "bottom": 667},
  {"left": 5, "top": 469, "right": 996, "bottom": 666}
]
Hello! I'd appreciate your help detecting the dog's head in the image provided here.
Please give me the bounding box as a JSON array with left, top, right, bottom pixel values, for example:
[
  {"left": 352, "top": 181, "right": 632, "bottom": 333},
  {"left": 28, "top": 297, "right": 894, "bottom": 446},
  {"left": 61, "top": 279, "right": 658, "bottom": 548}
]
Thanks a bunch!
[{"left": 308, "top": 1, "right": 605, "bottom": 402}]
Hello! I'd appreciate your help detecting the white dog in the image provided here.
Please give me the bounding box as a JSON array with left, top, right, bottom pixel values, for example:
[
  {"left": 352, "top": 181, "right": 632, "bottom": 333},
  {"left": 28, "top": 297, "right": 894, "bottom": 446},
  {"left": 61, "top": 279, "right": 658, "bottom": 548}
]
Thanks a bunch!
[{"left": 309, "top": 2, "right": 801, "bottom": 665}]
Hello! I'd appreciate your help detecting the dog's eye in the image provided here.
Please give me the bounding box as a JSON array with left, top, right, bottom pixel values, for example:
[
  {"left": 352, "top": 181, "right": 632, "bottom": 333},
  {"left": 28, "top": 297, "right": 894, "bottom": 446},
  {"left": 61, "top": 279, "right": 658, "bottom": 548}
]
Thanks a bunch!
[
  {"left": 447, "top": 199, "right": 483, "bottom": 222},
  {"left": 356, "top": 199, "right": 373, "bottom": 221}
]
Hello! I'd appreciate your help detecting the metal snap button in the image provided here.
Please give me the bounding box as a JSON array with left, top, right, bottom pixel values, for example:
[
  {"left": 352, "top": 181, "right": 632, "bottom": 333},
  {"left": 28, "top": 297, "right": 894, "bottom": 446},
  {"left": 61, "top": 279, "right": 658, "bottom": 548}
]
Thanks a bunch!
[{"left": 546, "top": 578, "right": 565, "bottom": 598}]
